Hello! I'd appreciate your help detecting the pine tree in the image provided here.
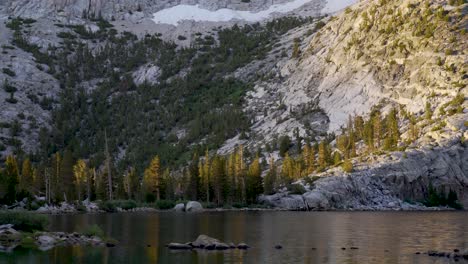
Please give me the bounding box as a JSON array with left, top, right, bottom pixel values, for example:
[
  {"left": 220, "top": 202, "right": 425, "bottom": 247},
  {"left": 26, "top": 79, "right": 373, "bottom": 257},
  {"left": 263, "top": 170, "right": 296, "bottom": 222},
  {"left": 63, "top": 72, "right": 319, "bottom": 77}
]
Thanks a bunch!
[
  {"left": 363, "top": 119, "right": 374, "bottom": 152},
  {"left": 372, "top": 111, "right": 382, "bottom": 149},
  {"left": 143, "top": 155, "right": 162, "bottom": 201},
  {"left": 425, "top": 102, "right": 433, "bottom": 120},
  {"left": 187, "top": 152, "right": 199, "bottom": 201},
  {"left": 52, "top": 153, "right": 61, "bottom": 202},
  {"left": 199, "top": 150, "right": 211, "bottom": 203},
  {"left": 60, "top": 150, "right": 74, "bottom": 201},
  {"left": 20, "top": 158, "right": 33, "bottom": 194},
  {"left": 123, "top": 167, "right": 138, "bottom": 200},
  {"left": 281, "top": 152, "right": 294, "bottom": 183},
  {"left": 225, "top": 152, "right": 236, "bottom": 203},
  {"left": 333, "top": 151, "right": 342, "bottom": 165},
  {"left": 354, "top": 115, "right": 364, "bottom": 140},
  {"left": 73, "top": 159, "right": 88, "bottom": 201},
  {"left": 409, "top": 113, "right": 419, "bottom": 142},
  {"left": 234, "top": 146, "right": 246, "bottom": 203},
  {"left": 263, "top": 156, "right": 277, "bottom": 195},
  {"left": 384, "top": 108, "right": 400, "bottom": 150},
  {"left": 318, "top": 141, "right": 329, "bottom": 170},
  {"left": 2, "top": 156, "right": 19, "bottom": 204},
  {"left": 210, "top": 155, "right": 226, "bottom": 205},
  {"left": 292, "top": 39, "right": 301, "bottom": 58},
  {"left": 247, "top": 155, "right": 262, "bottom": 204},
  {"left": 162, "top": 168, "right": 172, "bottom": 200}
]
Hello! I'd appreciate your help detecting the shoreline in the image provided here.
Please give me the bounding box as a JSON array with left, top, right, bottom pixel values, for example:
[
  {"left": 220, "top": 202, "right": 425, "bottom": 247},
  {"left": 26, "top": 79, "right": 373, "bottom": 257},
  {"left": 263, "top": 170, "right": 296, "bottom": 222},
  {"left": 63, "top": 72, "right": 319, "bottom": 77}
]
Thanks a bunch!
[{"left": 1, "top": 206, "right": 462, "bottom": 216}]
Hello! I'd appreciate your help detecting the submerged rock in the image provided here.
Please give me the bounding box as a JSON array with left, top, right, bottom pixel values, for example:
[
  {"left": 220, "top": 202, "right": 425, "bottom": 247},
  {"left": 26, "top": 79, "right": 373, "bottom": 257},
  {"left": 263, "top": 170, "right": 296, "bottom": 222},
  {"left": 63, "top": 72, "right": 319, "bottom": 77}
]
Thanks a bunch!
[
  {"left": 169, "top": 235, "right": 249, "bottom": 251},
  {"left": 167, "top": 243, "right": 192, "bottom": 250}
]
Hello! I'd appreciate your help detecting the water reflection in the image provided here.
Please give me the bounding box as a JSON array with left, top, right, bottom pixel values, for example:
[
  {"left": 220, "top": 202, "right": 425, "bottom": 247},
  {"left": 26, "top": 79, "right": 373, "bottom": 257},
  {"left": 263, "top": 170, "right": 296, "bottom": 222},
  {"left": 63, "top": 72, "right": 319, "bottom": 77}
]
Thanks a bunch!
[{"left": 0, "top": 211, "right": 466, "bottom": 263}]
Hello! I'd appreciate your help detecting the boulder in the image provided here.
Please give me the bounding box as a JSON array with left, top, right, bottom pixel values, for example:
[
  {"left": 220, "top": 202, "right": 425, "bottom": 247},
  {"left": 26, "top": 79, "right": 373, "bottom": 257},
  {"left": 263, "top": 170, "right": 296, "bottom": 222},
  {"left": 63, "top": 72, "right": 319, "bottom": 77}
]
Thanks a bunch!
[
  {"left": 37, "top": 235, "right": 56, "bottom": 246},
  {"left": 258, "top": 193, "right": 307, "bottom": 210},
  {"left": 237, "top": 243, "right": 250, "bottom": 249},
  {"left": 303, "top": 191, "right": 330, "bottom": 210},
  {"left": 191, "top": 235, "right": 219, "bottom": 248},
  {"left": 214, "top": 242, "right": 230, "bottom": 250},
  {"left": 174, "top": 203, "right": 185, "bottom": 212},
  {"left": 186, "top": 201, "right": 203, "bottom": 212}
]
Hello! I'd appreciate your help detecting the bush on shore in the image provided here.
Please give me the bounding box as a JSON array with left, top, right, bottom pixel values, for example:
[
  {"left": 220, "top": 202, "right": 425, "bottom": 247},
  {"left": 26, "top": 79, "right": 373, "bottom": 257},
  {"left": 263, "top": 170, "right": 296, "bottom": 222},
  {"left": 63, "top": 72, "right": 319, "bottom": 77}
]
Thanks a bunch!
[{"left": 0, "top": 211, "right": 48, "bottom": 232}]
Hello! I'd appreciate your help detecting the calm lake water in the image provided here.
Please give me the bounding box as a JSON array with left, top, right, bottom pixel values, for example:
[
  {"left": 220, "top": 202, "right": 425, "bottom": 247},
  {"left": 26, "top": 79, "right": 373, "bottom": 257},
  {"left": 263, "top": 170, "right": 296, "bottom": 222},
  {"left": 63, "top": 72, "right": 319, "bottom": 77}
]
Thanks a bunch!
[{"left": 0, "top": 211, "right": 467, "bottom": 263}]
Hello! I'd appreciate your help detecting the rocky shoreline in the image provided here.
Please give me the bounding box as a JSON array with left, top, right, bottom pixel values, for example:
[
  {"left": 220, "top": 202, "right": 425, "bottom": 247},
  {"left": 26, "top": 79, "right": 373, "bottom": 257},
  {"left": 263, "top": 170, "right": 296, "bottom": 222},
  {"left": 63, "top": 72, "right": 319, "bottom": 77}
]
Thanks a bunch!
[
  {"left": 0, "top": 224, "right": 117, "bottom": 252},
  {"left": 1, "top": 199, "right": 461, "bottom": 216}
]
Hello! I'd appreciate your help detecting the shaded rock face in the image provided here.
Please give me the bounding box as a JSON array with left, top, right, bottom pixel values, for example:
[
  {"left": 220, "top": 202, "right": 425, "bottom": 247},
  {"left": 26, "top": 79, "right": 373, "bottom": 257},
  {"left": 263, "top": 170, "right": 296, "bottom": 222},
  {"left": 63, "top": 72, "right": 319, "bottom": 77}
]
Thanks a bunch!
[
  {"left": 185, "top": 201, "right": 203, "bottom": 212},
  {"left": 260, "top": 139, "right": 468, "bottom": 210}
]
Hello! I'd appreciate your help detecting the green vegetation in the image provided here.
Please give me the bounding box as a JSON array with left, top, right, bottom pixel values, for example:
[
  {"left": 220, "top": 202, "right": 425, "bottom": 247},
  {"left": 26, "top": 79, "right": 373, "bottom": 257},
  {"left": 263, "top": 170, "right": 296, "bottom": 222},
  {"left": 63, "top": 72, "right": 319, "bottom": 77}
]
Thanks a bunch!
[
  {"left": 2, "top": 68, "right": 16, "bottom": 77},
  {"left": 81, "top": 224, "right": 104, "bottom": 238},
  {"left": 423, "top": 184, "right": 463, "bottom": 209},
  {"left": 0, "top": 212, "right": 48, "bottom": 232}
]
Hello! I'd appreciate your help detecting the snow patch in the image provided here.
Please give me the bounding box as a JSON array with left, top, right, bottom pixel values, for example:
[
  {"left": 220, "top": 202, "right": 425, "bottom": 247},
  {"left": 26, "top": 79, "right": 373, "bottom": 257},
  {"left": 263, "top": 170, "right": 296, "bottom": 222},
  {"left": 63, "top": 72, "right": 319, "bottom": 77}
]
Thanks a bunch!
[{"left": 152, "top": 0, "right": 356, "bottom": 25}]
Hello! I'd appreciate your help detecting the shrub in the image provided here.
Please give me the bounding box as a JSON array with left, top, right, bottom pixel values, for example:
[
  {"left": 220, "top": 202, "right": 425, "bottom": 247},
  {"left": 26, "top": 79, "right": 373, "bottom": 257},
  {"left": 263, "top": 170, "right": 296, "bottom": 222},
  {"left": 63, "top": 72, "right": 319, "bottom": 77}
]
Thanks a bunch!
[
  {"left": 0, "top": 212, "right": 48, "bottom": 232},
  {"left": 154, "top": 200, "right": 176, "bottom": 210},
  {"left": 287, "top": 183, "right": 306, "bottom": 195},
  {"left": 342, "top": 159, "right": 353, "bottom": 173},
  {"left": 2, "top": 68, "right": 16, "bottom": 77},
  {"left": 98, "top": 201, "right": 117, "bottom": 213},
  {"left": 82, "top": 224, "right": 104, "bottom": 238},
  {"left": 423, "top": 184, "right": 463, "bottom": 209},
  {"left": 231, "top": 202, "right": 248, "bottom": 208}
]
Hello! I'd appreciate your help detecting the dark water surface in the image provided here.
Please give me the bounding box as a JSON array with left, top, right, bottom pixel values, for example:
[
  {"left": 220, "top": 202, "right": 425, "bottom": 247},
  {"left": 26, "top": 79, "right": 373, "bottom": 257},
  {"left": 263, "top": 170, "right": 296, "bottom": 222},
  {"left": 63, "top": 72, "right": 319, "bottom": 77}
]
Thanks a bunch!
[{"left": 1, "top": 211, "right": 467, "bottom": 263}]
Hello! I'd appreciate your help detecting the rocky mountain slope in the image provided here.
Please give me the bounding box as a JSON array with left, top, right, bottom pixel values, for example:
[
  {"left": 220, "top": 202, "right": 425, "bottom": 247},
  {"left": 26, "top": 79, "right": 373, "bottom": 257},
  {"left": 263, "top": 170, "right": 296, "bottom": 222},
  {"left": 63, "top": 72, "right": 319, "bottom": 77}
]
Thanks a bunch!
[
  {"left": 0, "top": 0, "right": 466, "bottom": 209},
  {"left": 248, "top": 0, "right": 468, "bottom": 209}
]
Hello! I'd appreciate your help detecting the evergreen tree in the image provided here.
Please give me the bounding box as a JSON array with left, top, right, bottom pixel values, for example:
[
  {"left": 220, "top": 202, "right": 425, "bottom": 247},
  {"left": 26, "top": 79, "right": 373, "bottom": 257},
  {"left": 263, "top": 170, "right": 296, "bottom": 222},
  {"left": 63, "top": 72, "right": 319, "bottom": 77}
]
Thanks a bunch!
[
  {"left": 210, "top": 155, "right": 226, "bottom": 205},
  {"left": 363, "top": 119, "right": 374, "bottom": 152},
  {"left": 383, "top": 108, "right": 400, "bottom": 150},
  {"left": 2, "top": 156, "right": 19, "bottom": 204},
  {"left": 281, "top": 152, "right": 294, "bottom": 183},
  {"left": 143, "top": 155, "right": 162, "bottom": 201},
  {"left": 60, "top": 150, "right": 74, "bottom": 201},
  {"left": 19, "top": 158, "right": 33, "bottom": 194},
  {"left": 425, "top": 102, "right": 433, "bottom": 120},
  {"left": 409, "top": 113, "right": 419, "bottom": 142},
  {"left": 372, "top": 111, "right": 382, "bottom": 149},
  {"left": 333, "top": 151, "right": 342, "bottom": 165},
  {"left": 73, "top": 159, "right": 88, "bottom": 201},
  {"left": 187, "top": 152, "right": 199, "bottom": 200},
  {"left": 318, "top": 141, "right": 330, "bottom": 170},
  {"left": 263, "top": 156, "right": 277, "bottom": 195},
  {"left": 199, "top": 150, "right": 211, "bottom": 203},
  {"left": 234, "top": 146, "right": 246, "bottom": 203},
  {"left": 354, "top": 115, "right": 364, "bottom": 140},
  {"left": 162, "top": 168, "right": 172, "bottom": 200},
  {"left": 123, "top": 167, "right": 138, "bottom": 200},
  {"left": 279, "top": 135, "right": 291, "bottom": 157},
  {"left": 247, "top": 155, "right": 262, "bottom": 204}
]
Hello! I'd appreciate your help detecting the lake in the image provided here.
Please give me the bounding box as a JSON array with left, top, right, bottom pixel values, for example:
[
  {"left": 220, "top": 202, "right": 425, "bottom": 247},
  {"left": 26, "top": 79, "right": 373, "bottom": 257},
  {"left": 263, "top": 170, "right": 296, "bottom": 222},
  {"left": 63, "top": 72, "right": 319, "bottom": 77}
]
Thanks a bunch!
[{"left": 1, "top": 211, "right": 467, "bottom": 263}]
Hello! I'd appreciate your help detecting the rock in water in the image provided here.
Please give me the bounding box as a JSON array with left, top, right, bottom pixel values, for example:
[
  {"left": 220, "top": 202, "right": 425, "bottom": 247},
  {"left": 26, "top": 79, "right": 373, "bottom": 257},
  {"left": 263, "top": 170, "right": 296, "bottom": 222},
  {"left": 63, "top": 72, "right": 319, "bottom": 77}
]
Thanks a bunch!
[
  {"left": 173, "top": 203, "right": 185, "bottom": 212},
  {"left": 191, "top": 235, "right": 220, "bottom": 248},
  {"left": 167, "top": 243, "right": 192, "bottom": 250},
  {"left": 237, "top": 243, "right": 250, "bottom": 249},
  {"left": 186, "top": 201, "right": 203, "bottom": 212}
]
